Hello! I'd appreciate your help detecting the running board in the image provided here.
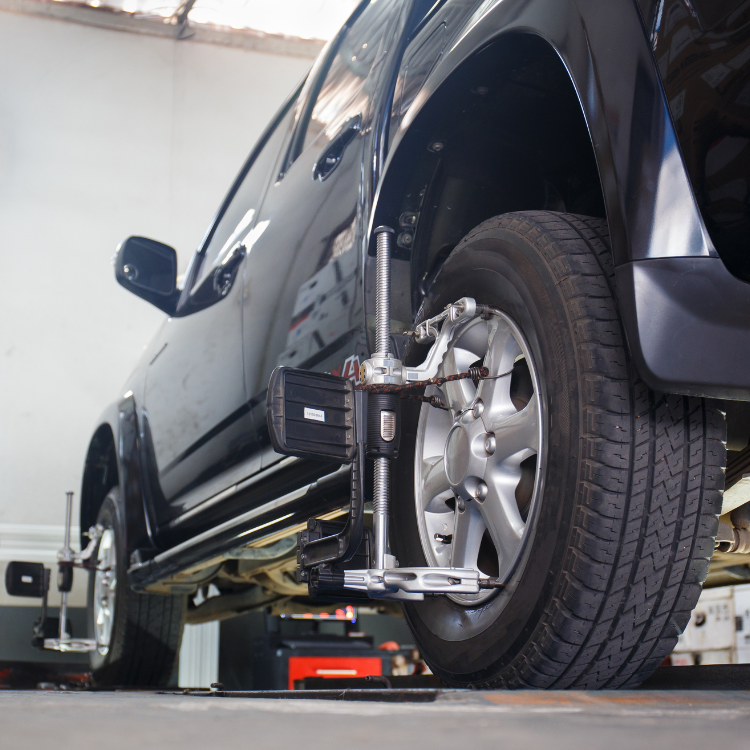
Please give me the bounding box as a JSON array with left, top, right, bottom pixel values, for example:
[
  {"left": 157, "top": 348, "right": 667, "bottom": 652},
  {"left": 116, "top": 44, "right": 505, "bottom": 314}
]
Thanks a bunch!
[{"left": 127, "top": 465, "right": 351, "bottom": 592}]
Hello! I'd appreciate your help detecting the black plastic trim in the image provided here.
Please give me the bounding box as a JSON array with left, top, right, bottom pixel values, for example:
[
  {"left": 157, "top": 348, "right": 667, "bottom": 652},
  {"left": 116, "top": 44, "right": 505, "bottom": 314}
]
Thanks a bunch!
[{"left": 617, "top": 257, "right": 750, "bottom": 399}]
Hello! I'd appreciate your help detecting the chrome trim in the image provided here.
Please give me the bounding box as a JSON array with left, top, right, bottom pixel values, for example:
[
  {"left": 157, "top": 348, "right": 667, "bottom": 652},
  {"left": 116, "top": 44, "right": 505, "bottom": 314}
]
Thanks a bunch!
[{"left": 168, "top": 455, "right": 299, "bottom": 528}]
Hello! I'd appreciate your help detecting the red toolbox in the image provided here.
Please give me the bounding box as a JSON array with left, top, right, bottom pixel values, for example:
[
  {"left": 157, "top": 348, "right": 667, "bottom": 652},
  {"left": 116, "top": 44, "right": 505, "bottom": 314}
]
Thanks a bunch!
[{"left": 287, "top": 656, "right": 382, "bottom": 690}]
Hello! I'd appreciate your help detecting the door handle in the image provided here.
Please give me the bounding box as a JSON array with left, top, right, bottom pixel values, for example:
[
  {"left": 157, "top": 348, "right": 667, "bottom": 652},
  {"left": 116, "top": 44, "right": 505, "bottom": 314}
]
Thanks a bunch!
[
  {"left": 212, "top": 243, "right": 246, "bottom": 297},
  {"left": 312, "top": 114, "right": 362, "bottom": 181}
]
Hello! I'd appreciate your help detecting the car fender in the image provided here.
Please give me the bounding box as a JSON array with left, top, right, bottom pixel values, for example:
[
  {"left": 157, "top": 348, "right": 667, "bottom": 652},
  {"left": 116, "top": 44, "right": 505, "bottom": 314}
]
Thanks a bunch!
[
  {"left": 80, "top": 394, "right": 156, "bottom": 560},
  {"left": 372, "top": 0, "right": 713, "bottom": 266}
]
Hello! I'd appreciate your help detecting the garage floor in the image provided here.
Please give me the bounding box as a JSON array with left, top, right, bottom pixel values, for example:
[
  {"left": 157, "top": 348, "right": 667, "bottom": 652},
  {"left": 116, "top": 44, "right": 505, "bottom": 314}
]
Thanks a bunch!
[{"left": 4, "top": 685, "right": 750, "bottom": 749}]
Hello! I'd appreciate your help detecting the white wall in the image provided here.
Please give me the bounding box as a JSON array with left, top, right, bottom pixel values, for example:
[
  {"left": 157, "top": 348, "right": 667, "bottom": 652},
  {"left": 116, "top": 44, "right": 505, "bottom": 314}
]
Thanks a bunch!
[
  {"left": 0, "top": 11, "right": 310, "bottom": 588},
  {"left": 179, "top": 622, "right": 220, "bottom": 688}
]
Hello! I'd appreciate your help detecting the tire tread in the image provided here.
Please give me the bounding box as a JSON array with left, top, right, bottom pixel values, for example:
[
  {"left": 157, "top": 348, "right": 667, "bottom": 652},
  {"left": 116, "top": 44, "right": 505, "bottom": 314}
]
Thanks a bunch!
[
  {"left": 449, "top": 211, "right": 724, "bottom": 689},
  {"left": 89, "top": 491, "right": 185, "bottom": 688}
]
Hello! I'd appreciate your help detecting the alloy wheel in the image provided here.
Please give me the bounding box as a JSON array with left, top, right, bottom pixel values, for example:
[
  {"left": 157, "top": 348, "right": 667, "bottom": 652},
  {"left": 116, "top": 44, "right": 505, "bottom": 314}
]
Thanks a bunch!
[
  {"left": 414, "top": 309, "right": 544, "bottom": 604},
  {"left": 93, "top": 528, "right": 117, "bottom": 655}
]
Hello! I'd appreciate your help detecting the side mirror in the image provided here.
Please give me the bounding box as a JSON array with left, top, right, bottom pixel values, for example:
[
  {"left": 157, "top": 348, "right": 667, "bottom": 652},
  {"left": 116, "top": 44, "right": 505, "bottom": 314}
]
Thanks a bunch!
[{"left": 115, "top": 236, "right": 180, "bottom": 315}]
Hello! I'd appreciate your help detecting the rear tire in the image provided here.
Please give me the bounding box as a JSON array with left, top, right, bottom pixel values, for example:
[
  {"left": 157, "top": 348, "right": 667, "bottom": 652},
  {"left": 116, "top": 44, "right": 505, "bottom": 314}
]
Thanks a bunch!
[
  {"left": 87, "top": 488, "right": 186, "bottom": 687},
  {"left": 392, "top": 211, "right": 725, "bottom": 688}
]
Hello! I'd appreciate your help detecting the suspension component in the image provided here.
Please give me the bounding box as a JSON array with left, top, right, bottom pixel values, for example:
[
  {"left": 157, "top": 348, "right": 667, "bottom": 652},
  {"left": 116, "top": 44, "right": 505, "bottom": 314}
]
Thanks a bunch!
[{"left": 716, "top": 520, "right": 750, "bottom": 554}]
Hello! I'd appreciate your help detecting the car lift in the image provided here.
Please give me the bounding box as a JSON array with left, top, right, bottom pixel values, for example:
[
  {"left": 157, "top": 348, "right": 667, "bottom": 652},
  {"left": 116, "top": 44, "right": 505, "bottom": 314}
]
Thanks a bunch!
[{"left": 268, "top": 226, "right": 503, "bottom": 601}]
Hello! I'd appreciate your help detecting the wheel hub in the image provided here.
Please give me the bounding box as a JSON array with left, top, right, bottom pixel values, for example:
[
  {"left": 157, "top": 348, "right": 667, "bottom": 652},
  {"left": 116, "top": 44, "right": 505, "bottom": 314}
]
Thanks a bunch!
[{"left": 444, "top": 417, "right": 490, "bottom": 499}]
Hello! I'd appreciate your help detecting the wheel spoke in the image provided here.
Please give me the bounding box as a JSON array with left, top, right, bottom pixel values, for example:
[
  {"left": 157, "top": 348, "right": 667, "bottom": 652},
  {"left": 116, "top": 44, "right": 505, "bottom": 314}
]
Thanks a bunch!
[
  {"left": 489, "top": 392, "right": 540, "bottom": 462},
  {"left": 420, "top": 395, "right": 453, "bottom": 458},
  {"left": 477, "top": 318, "right": 522, "bottom": 427},
  {"left": 442, "top": 345, "right": 479, "bottom": 416},
  {"left": 450, "top": 503, "right": 486, "bottom": 570},
  {"left": 485, "top": 317, "right": 522, "bottom": 372},
  {"left": 478, "top": 468, "right": 526, "bottom": 570},
  {"left": 424, "top": 509, "right": 454, "bottom": 567},
  {"left": 421, "top": 456, "right": 451, "bottom": 511},
  {"left": 453, "top": 318, "right": 491, "bottom": 359}
]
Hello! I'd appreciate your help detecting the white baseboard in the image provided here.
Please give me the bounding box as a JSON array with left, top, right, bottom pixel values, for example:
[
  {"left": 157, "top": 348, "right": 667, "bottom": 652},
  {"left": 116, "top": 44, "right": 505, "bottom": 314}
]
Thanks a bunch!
[{"left": 0, "top": 523, "right": 81, "bottom": 562}]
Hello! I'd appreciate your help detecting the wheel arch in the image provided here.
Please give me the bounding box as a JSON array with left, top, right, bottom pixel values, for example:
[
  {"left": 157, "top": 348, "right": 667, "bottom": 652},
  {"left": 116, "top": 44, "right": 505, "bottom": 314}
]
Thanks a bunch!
[
  {"left": 372, "top": 30, "right": 606, "bottom": 323},
  {"left": 367, "top": 0, "right": 714, "bottom": 341},
  {"left": 80, "top": 420, "right": 119, "bottom": 550},
  {"left": 80, "top": 397, "right": 155, "bottom": 559}
]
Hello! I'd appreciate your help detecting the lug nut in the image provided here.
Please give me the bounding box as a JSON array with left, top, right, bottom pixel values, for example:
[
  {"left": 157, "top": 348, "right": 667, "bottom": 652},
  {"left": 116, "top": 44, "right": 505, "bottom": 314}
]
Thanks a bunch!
[
  {"left": 484, "top": 434, "right": 496, "bottom": 455},
  {"left": 475, "top": 482, "right": 488, "bottom": 502},
  {"left": 472, "top": 400, "right": 484, "bottom": 418}
]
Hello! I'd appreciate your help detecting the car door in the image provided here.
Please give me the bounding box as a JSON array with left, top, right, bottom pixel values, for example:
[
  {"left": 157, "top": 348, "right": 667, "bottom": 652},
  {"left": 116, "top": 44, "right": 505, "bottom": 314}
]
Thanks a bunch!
[
  {"left": 240, "top": 0, "right": 400, "bottom": 466},
  {"left": 141, "top": 96, "right": 296, "bottom": 524}
]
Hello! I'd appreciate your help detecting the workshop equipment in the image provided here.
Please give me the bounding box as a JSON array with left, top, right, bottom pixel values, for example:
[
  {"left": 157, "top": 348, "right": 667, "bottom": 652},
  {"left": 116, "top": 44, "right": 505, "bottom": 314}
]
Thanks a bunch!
[
  {"left": 4, "top": 492, "right": 98, "bottom": 653},
  {"left": 267, "top": 227, "right": 504, "bottom": 601}
]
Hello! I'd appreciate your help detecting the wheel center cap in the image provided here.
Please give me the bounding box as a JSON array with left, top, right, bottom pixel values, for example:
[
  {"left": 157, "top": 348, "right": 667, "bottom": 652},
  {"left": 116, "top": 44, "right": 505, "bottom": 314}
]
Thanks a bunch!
[{"left": 445, "top": 425, "right": 470, "bottom": 485}]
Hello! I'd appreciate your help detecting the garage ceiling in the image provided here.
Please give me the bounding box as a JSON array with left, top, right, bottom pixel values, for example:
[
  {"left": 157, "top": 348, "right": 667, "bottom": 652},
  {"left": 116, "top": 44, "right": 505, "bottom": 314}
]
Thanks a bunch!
[{"left": 27, "top": 0, "right": 360, "bottom": 40}]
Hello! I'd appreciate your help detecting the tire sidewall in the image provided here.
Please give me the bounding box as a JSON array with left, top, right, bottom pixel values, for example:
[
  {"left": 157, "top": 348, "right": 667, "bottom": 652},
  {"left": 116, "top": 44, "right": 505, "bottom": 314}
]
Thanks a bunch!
[{"left": 392, "top": 223, "right": 582, "bottom": 683}]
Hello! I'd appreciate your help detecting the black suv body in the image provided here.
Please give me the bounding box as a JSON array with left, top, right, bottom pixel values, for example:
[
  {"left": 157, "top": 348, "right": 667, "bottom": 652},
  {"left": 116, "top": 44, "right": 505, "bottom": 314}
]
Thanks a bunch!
[{"left": 77, "top": 0, "right": 750, "bottom": 687}]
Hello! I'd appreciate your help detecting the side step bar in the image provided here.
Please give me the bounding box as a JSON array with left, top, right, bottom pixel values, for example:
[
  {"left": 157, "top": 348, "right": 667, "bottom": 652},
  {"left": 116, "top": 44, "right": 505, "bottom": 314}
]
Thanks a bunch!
[{"left": 127, "top": 465, "right": 350, "bottom": 592}]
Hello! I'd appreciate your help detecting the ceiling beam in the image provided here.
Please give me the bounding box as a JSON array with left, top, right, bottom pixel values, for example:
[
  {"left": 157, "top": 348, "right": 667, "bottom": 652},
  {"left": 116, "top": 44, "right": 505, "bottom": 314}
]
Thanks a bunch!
[{"left": 0, "top": 0, "right": 324, "bottom": 58}]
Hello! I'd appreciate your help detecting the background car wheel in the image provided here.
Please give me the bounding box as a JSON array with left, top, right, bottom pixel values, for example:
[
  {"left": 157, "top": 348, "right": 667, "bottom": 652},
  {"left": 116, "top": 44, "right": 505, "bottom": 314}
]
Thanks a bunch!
[
  {"left": 392, "top": 211, "right": 725, "bottom": 688},
  {"left": 87, "top": 488, "right": 186, "bottom": 687}
]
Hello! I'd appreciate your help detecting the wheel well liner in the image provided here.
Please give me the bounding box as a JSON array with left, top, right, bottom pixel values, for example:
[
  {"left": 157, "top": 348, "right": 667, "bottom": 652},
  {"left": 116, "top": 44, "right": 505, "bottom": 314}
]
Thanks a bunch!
[{"left": 373, "top": 32, "right": 606, "bottom": 319}]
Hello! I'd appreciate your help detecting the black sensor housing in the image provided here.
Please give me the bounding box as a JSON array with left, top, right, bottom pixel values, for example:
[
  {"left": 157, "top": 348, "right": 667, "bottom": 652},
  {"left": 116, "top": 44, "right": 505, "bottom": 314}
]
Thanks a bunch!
[
  {"left": 5, "top": 561, "right": 47, "bottom": 598},
  {"left": 267, "top": 366, "right": 356, "bottom": 463}
]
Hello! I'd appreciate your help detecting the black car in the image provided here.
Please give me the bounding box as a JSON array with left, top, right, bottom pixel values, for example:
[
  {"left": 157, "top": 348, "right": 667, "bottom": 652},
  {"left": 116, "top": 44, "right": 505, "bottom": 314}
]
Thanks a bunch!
[{"left": 69, "top": 0, "right": 750, "bottom": 688}]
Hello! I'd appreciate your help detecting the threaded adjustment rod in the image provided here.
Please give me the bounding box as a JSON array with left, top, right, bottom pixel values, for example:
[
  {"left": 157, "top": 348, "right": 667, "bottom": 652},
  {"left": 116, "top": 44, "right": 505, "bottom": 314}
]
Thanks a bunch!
[
  {"left": 374, "top": 226, "right": 395, "bottom": 357},
  {"left": 372, "top": 225, "right": 395, "bottom": 570},
  {"left": 373, "top": 457, "right": 389, "bottom": 569}
]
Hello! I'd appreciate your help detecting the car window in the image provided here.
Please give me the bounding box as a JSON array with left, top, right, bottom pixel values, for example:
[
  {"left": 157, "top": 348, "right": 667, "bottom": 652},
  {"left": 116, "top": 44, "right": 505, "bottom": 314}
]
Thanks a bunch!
[
  {"left": 295, "top": 0, "right": 394, "bottom": 158},
  {"left": 192, "top": 100, "right": 294, "bottom": 291}
]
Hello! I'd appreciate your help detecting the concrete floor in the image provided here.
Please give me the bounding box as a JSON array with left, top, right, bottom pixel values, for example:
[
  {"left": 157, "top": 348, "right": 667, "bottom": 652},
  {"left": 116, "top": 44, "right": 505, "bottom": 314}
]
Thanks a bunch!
[{"left": 3, "top": 689, "right": 750, "bottom": 749}]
